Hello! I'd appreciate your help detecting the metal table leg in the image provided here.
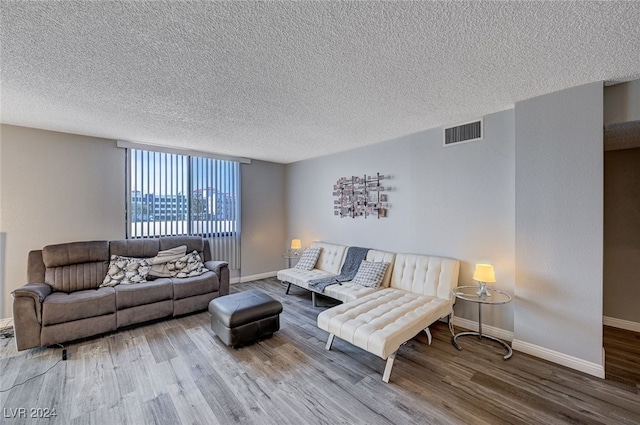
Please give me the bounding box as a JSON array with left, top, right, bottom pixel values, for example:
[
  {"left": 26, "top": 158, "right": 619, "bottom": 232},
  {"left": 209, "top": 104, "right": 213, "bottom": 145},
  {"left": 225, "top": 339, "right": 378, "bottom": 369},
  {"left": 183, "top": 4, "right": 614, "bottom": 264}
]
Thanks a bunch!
[{"left": 452, "top": 302, "right": 513, "bottom": 360}]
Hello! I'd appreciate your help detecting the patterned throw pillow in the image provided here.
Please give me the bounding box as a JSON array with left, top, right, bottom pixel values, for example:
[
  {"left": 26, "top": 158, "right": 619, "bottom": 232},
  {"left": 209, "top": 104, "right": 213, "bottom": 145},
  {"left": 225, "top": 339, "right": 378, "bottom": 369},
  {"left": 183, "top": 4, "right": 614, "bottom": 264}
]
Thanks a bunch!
[
  {"left": 294, "top": 247, "right": 322, "bottom": 271},
  {"left": 100, "top": 255, "right": 151, "bottom": 287},
  {"left": 167, "top": 251, "right": 208, "bottom": 278},
  {"left": 148, "top": 245, "right": 188, "bottom": 278},
  {"left": 351, "top": 261, "right": 390, "bottom": 288}
]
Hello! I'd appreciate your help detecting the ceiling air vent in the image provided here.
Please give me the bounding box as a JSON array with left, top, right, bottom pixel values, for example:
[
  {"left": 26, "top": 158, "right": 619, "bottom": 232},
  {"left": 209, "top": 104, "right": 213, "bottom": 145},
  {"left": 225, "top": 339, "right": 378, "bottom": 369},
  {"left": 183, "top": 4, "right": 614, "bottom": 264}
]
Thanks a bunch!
[{"left": 443, "top": 119, "right": 483, "bottom": 147}]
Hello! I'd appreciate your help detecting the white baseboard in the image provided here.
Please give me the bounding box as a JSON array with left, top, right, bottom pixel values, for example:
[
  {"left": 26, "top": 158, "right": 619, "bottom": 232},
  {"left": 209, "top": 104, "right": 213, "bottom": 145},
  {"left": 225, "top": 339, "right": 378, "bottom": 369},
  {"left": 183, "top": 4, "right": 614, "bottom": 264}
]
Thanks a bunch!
[
  {"left": 230, "top": 271, "right": 278, "bottom": 284},
  {"left": 512, "top": 339, "right": 605, "bottom": 379},
  {"left": 603, "top": 316, "right": 640, "bottom": 333},
  {"left": 452, "top": 317, "right": 514, "bottom": 342}
]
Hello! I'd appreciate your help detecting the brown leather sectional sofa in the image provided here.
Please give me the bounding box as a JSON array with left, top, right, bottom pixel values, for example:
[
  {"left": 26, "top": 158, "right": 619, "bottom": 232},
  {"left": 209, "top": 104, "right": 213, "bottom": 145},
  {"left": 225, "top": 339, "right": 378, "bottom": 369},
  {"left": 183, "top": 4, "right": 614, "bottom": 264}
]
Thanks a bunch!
[{"left": 12, "top": 236, "right": 229, "bottom": 351}]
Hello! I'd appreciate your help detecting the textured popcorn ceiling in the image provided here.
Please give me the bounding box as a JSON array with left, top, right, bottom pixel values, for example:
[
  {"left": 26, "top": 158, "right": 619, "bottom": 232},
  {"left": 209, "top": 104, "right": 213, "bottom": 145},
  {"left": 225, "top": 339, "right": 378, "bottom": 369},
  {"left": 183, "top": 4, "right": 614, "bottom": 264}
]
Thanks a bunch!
[{"left": 1, "top": 1, "right": 639, "bottom": 163}]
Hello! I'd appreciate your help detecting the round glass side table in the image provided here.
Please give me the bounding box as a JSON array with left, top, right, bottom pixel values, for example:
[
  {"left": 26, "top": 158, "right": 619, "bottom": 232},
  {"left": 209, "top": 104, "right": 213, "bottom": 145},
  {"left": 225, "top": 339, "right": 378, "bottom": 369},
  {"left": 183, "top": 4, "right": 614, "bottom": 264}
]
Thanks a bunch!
[
  {"left": 283, "top": 254, "right": 299, "bottom": 268},
  {"left": 451, "top": 285, "right": 513, "bottom": 360}
]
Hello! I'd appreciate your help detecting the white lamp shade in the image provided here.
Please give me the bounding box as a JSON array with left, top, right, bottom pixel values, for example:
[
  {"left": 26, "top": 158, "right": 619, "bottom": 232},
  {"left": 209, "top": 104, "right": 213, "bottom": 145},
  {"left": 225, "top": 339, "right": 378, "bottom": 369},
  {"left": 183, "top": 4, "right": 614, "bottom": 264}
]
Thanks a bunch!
[
  {"left": 473, "top": 264, "right": 496, "bottom": 283},
  {"left": 290, "top": 239, "right": 302, "bottom": 250}
]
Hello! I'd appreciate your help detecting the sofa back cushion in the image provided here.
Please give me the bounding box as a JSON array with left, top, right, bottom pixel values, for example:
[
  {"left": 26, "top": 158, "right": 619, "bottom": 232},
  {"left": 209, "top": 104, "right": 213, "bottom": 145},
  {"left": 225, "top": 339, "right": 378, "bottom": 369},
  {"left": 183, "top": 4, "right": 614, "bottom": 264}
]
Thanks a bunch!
[
  {"left": 390, "top": 253, "right": 460, "bottom": 300},
  {"left": 110, "top": 239, "right": 160, "bottom": 258},
  {"left": 42, "top": 241, "right": 110, "bottom": 292},
  {"left": 310, "top": 242, "right": 348, "bottom": 275},
  {"left": 160, "top": 236, "right": 210, "bottom": 261},
  {"left": 364, "top": 249, "right": 396, "bottom": 288},
  {"left": 110, "top": 236, "right": 211, "bottom": 264}
]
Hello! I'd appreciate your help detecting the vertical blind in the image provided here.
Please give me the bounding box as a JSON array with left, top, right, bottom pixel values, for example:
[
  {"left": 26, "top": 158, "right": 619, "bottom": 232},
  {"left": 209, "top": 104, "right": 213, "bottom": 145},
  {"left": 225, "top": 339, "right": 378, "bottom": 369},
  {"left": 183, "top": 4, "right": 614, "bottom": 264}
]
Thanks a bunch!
[{"left": 126, "top": 148, "right": 241, "bottom": 269}]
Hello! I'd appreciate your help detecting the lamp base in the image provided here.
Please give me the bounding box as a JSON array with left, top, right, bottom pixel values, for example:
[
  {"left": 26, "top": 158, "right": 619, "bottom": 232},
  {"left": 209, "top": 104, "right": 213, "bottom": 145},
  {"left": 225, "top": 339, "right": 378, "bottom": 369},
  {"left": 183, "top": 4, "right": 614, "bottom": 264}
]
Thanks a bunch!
[{"left": 477, "top": 282, "right": 491, "bottom": 297}]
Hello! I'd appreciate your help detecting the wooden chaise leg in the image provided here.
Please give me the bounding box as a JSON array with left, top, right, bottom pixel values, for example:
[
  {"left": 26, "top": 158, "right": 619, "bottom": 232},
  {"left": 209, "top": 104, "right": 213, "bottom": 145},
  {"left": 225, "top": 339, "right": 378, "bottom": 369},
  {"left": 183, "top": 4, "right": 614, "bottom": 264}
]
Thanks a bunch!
[
  {"left": 285, "top": 282, "right": 291, "bottom": 294},
  {"left": 424, "top": 327, "right": 432, "bottom": 345},
  {"left": 325, "top": 334, "right": 335, "bottom": 351},
  {"left": 312, "top": 292, "right": 317, "bottom": 307},
  {"left": 382, "top": 351, "right": 397, "bottom": 383}
]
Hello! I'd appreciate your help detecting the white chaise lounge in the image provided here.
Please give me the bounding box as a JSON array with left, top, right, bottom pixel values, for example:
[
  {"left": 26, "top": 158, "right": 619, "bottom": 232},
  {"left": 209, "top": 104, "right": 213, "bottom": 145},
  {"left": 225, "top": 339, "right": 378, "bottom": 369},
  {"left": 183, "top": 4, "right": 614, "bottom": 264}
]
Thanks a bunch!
[{"left": 317, "top": 253, "right": 460, "bottom": 383}]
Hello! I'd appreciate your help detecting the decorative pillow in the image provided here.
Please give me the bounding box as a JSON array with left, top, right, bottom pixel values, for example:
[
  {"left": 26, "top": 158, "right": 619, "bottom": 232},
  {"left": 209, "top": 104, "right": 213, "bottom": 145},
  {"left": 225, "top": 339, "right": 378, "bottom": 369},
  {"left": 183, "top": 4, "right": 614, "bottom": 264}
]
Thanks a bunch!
[
  {"left": 100, "top": 255, "right": 151, "bottom": 287},
  {"left": 148, "top": 245, "right": 188, "bottom": 278},
  {"left": 351, "top": 261, "right": 390, "bottom": 289},
  {"left": 294, "top": 247, "right": 322, "bottom": 271},
  {"left": 167, "top": 250, "right": 208, "bottom": 278}
]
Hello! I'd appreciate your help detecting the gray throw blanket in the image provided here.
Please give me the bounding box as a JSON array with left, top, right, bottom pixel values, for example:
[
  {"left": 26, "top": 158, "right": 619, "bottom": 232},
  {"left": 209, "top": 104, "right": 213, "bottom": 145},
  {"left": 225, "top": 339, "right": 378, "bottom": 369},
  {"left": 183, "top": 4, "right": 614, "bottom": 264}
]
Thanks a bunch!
[{"left": 308, "top": 246, "right": 370, "bottom": 293}]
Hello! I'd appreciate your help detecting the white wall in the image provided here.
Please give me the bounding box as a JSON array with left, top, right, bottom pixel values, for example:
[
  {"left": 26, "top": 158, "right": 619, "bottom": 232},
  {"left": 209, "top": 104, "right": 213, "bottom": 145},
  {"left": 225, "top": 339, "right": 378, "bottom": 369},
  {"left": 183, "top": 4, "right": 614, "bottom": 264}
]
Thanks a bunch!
[
  {"left": 0, "top": 124, "right": 125, "bottom": 317},
  {"left": 286, "top": 109, "right": 516, "bottom": 330},
  {"left": 514, "top": 82, "right": 604, "bottom": 375}
]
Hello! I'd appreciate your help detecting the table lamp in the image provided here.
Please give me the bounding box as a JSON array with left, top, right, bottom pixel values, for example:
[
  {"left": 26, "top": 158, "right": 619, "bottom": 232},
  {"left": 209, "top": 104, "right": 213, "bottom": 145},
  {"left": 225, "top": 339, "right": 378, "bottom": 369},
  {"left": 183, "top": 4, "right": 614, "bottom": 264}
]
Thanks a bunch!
[
  {"left": 290, "top": 239, "right": 302, "bottom": 256},
  {"left": 473, "top": 263, "right": 495, "bottom": 296}
]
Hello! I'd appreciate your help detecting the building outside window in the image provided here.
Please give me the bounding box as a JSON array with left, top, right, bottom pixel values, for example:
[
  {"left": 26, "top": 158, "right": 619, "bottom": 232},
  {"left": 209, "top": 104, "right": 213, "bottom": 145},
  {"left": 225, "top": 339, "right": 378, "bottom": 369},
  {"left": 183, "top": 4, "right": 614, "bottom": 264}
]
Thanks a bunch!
[{"left": 126, "top": 148, "right": 241, "bottom": 268}]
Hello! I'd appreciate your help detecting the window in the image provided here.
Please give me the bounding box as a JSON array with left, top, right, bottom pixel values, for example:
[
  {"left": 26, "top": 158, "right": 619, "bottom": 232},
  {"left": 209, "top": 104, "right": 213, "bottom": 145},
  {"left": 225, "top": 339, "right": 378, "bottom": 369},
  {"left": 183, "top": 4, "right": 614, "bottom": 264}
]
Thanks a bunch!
[{"left": 126, "top": 148, "right": 241, "bottom": 268}]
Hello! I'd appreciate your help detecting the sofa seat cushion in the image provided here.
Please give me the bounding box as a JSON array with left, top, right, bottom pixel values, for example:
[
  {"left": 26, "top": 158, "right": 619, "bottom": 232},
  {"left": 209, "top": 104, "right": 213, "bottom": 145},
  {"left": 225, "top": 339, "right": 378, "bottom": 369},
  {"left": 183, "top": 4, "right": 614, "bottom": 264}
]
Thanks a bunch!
[
  {"left": 115, "top": 279, "right": 173, "bottom": 310},
  {"left": 322, "top": 281, "right": 380, "bottom": 303},
  {"left": 276, "top": 268, "right": 337, "bottom": 291},
  {"left": 172, "top": 271, "right": 219, "bottom": 300},
  {"left": 317, "top": 288, "right": 451, "bottom": 359},
  {"left": 42, "top": 287, "right": 116, "bottom": 326}
]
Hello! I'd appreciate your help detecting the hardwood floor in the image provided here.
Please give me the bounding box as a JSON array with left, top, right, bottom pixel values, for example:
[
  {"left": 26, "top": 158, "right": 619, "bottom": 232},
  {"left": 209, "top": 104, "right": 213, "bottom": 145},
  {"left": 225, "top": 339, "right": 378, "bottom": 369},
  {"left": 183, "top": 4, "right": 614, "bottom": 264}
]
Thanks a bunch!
[
  {"left": 604, "top": 325, "right": 640, "bottom": 390},
  {"left": 1, "top": 278, "right": 639, "bottom": 425}
]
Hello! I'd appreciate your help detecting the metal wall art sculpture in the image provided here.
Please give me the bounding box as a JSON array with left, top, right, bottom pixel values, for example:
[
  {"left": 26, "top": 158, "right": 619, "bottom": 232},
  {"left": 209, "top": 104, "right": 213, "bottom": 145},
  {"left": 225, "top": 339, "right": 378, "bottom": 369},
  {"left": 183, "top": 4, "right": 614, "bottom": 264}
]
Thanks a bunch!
[{"left": 333, "top": 173, "right": 388, "bottom": 219}]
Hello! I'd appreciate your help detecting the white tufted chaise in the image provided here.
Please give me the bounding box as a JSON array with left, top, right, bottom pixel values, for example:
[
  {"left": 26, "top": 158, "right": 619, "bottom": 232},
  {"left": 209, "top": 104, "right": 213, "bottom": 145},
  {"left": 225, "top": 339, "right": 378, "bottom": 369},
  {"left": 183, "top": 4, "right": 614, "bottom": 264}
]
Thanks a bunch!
[{"left": 317, "top": 253, "right": 460, "bottom": 383}]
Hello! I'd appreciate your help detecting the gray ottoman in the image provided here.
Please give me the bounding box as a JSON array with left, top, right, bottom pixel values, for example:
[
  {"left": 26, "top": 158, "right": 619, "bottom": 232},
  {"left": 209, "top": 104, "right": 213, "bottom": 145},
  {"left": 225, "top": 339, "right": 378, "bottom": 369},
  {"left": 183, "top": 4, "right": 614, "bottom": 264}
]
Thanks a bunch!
[{"left": 208, "top": 290, "right": 283, "bottom": 347}]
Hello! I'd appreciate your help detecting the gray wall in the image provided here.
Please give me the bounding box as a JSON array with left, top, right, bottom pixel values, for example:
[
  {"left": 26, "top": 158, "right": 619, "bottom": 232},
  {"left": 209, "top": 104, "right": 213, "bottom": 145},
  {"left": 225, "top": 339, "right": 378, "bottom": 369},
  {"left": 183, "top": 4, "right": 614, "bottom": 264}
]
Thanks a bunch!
[
  {"left": 0, "top": 124, "right": 125, "bottom": 317},
  {"left": 514, "top": 82, "right": 604, "bottom": 366},
  {"left": 603, "top": 147, "right": 640, "bottom": 323},
  {"left": 240, "top": 160, "right": 286, "bottom": 280},
  {"left": 286, "top": 109, "right": 516, "bottom": 330},
  {"left": 0, "top": 124, "right": 286, "bottom": 316},
  {"left": 287, "top": 82, "right": 606, "bottom": 374}
]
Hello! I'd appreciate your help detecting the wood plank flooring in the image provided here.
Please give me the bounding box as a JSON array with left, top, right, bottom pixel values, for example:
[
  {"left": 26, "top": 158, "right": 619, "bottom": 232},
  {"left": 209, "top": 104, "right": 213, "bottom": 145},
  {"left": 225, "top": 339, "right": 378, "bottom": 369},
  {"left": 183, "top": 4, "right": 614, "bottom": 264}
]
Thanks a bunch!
[
  {"left": 604, "top": 325, "right": 640, "bottom": 390},
  {"left": 1, "top": 278, "right": 639, "bottom": 425}
]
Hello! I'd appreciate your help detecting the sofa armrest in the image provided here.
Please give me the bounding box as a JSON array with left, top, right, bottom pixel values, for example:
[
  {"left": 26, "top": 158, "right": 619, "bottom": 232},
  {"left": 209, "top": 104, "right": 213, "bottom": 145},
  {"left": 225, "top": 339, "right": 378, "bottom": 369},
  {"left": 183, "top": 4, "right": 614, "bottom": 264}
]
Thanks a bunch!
[
  {"left": 205, "top": 261, "right": 229, "bottom": 296},
  {"left": 12, "top": 283, "right": 51, "bottom": 351},
  {"left": 14, "top": 282, "right": 52, "bottom": 303}
]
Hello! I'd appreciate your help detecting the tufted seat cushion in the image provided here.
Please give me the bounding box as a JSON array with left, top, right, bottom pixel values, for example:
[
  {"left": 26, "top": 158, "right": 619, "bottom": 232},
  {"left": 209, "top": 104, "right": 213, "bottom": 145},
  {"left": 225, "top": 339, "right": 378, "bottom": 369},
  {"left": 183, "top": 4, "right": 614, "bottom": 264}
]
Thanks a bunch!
[
  {"left": 317, "top": 288, "right": 450, "bottom": 359},
  {"left": 323, "top": 249, "right": 396, "bottom": 302},
  {"left": 322, "top": 281, "right": 379, "bottom": 303}
]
